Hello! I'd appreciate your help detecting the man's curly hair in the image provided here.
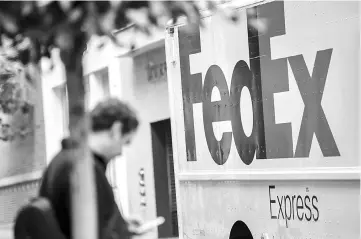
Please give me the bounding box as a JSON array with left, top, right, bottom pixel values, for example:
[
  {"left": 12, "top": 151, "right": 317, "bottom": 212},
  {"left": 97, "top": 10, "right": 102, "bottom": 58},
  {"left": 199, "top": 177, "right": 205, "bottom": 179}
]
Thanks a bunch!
[{"left": 91, "top": 98, "right": 139, "bottom": 135}]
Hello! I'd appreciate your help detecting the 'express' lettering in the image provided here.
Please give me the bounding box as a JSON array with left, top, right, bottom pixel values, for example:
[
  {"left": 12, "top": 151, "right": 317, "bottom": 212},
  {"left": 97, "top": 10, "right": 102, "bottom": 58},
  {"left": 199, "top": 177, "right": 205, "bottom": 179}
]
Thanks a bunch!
[
  {"left": 178, "top": 1, "right": 340, "bottom": 165},
  {"left": 269, "top": 185, "right": 320, "bottom": 225}
]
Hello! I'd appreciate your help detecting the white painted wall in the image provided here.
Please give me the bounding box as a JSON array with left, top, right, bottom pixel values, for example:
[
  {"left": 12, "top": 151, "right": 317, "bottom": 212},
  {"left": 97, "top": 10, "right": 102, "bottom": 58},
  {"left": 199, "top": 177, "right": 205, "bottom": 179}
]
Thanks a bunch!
[
  {"left": 119, "top": 45, "right": 170, "bottom": 220},
  {"left": 113, "top": 44, "right": 171, "bottom": 239}
]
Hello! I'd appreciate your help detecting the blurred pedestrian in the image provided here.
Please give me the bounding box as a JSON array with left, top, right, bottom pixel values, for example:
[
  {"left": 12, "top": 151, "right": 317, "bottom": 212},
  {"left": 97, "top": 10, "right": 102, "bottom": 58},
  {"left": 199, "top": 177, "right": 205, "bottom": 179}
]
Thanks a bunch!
[{"left": 38, "top": 98, "right": 147, "bottom": 239}]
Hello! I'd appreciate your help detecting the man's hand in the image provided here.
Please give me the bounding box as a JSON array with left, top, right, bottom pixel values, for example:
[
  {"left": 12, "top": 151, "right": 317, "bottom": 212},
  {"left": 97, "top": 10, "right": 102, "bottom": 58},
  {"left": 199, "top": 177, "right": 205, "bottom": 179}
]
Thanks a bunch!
[
  {"left": 126, "top": 215, "right": 144, "bottom": 234},
  {"left": 126, "top": 216, "right": 165, "bottom": 236}
]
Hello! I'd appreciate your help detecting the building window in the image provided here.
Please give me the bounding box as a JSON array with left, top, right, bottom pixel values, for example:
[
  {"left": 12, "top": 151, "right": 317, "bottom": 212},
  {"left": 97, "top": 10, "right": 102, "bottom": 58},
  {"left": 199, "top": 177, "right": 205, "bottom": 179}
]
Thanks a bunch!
[
  {"left": 84, "top": 75, "right": 90, "bottom": 111},
  {"left": 53, "top": 83, "right": 69, "bottom": 137},
  {"left": 84, "top": 67, "right": 110, "bottom": 110},
  {"left": 95, "top": 68, "right": 110, "bottom": 97}
]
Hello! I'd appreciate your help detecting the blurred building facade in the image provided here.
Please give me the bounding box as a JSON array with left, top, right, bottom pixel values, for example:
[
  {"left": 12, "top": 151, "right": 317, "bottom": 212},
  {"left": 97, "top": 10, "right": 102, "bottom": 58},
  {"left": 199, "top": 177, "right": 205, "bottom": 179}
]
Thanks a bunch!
[
  {"left": 0, "top": 25, "right": 179, "bottom": 239},
  {"left": 41, "top": 26, "right": 179, "bottom": 239}
]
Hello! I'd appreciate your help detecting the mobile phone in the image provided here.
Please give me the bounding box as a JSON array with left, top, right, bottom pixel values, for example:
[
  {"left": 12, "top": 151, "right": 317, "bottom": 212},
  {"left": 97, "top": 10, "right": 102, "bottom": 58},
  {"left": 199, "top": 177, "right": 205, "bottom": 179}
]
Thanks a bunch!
[{"left": 134, "top": 217, "right": 165, "bottom": 234}]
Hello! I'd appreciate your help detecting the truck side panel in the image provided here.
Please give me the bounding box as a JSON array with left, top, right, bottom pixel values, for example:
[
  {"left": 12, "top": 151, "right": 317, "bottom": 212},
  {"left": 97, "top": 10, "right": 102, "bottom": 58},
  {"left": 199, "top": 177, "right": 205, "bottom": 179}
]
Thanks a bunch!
[{"left": 166, "top": 1, "right": 360, "bottom": 238}]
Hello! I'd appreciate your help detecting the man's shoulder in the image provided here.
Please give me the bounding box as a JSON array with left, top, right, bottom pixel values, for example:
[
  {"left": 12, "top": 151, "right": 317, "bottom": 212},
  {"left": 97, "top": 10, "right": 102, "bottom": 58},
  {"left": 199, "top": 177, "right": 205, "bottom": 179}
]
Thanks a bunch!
[
  {"left": 43, "top": 149, "right": 76, "bottom": 185},
  {"left": 39, "top": 148, "right": 75, "bottom": 197},
  {"left": 50, "top": 149, "right": 75, "bottom": 171}
]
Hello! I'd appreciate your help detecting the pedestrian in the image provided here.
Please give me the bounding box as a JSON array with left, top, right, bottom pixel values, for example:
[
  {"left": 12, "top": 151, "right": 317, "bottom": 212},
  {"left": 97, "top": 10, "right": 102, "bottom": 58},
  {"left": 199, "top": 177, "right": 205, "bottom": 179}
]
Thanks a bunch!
[{"left": 37, "top": 98, "right": 148, "bottom": 239}]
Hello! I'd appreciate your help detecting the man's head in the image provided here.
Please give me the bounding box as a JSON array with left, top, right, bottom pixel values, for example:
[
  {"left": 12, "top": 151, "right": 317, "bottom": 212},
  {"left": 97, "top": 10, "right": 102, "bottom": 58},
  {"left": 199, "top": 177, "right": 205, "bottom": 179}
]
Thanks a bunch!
[{"left": 89, "top": 98, "right": 139, "bottom": 160}]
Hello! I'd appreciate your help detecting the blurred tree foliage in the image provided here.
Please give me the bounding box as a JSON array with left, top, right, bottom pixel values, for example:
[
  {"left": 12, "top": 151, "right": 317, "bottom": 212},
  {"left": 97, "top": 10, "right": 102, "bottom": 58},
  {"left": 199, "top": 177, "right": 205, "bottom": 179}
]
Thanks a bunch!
[
  {"left": 0, "top": 54, "right": 33, "bottom": 141},
  {"left": 0, "top": 0, "right": 250, "bottom": 143},
  {"left": 0, "top": 1, "right": 241, "bottom": 140}
]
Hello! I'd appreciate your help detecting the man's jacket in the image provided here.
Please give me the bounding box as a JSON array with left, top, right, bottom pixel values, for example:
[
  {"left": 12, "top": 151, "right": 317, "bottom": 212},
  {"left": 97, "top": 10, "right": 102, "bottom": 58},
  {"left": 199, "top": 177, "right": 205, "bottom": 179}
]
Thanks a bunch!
[{"left": 39, "top": 138, "right": 131, "bottom": 239}]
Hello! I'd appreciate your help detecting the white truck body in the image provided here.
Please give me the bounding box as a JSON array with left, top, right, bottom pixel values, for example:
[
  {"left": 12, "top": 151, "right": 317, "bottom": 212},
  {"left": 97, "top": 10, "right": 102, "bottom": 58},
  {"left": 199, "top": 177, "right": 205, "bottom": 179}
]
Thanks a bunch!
[{"left": 165, "top": 0, "right": 360, "bottom": 238}]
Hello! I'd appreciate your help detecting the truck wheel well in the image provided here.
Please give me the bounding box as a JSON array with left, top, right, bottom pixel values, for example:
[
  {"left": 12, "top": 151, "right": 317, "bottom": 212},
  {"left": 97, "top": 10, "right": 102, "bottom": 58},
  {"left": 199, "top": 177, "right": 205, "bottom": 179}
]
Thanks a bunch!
[{"left": 229, "top": 220, "right": 253, "bottom": 239}]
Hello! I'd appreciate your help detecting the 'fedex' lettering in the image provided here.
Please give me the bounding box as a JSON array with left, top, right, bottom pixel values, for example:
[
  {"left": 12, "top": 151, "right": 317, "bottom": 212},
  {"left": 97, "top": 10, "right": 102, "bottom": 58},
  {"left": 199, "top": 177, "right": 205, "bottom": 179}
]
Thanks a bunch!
[{"left": 178, "top": 1, "right": 340, "bottom": 165}]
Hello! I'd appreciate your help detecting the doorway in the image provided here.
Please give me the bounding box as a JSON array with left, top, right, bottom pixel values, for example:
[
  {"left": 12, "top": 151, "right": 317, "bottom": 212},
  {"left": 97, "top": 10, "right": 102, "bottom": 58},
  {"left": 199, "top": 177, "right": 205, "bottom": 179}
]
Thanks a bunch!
[{"left": 151, "top": 119, "right": 178, "bottom": 238}]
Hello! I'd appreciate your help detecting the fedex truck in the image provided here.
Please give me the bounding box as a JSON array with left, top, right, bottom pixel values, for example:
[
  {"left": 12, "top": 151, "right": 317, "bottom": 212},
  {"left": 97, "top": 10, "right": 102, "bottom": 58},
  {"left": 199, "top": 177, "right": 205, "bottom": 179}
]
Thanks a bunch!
[{"left": 164, "top": 0, "right": 360, "bottom": 238}]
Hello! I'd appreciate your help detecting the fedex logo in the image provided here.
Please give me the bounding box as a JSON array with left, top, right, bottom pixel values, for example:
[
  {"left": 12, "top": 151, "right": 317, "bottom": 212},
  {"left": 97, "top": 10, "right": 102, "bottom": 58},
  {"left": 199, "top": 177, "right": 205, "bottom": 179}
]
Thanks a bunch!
[{"left": 177, "top": 1, "right": 340, "bottom": 165}]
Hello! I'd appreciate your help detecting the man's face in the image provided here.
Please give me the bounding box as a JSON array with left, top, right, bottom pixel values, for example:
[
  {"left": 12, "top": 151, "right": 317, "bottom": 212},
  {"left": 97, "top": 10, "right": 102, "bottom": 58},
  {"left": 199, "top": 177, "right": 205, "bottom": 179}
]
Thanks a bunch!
[
  {"left": 116, "top": 130, "right": 135, "bottom": 156},
  {"left": 108, "top": 121, "right": 136, "bottom": 158}
]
